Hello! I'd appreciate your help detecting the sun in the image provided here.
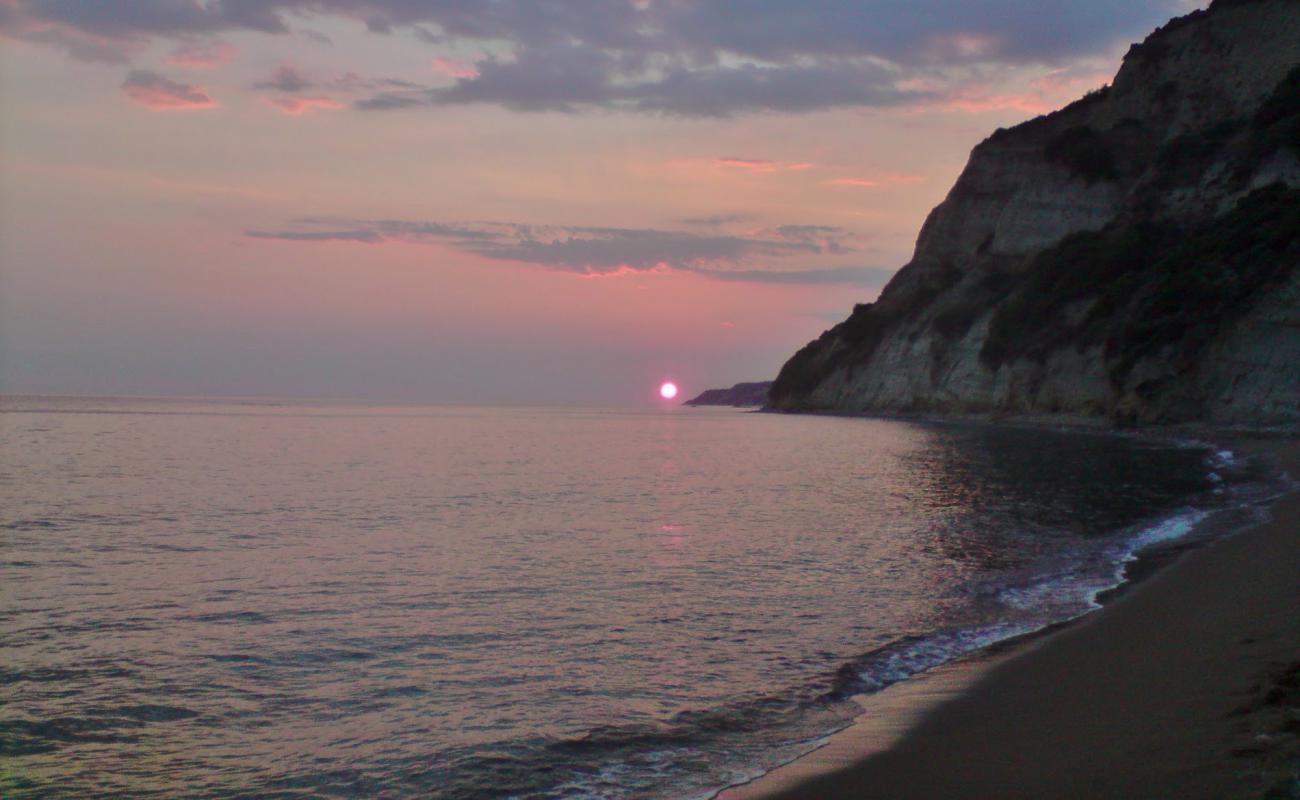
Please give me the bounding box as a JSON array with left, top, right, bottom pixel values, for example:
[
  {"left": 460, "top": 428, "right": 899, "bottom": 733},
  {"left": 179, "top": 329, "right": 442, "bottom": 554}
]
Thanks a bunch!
[{"left": 659, "top": 381, "right": 678, "bottom": 400}]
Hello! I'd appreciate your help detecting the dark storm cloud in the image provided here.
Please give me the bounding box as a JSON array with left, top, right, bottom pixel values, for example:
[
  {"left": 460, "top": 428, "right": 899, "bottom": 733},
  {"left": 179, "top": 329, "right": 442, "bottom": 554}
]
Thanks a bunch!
[
  {"left": 3, "top": 1, "right": 1193, "bottom": 113},
  {"left": 245, "top": 217, "right": 863, "bottom": 280}
]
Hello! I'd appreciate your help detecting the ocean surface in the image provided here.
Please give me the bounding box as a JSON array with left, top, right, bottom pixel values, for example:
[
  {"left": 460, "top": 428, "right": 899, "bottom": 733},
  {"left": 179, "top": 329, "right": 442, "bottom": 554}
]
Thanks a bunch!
[{"left": 0, "top": 396, "right": 1282, "bottom": 799}]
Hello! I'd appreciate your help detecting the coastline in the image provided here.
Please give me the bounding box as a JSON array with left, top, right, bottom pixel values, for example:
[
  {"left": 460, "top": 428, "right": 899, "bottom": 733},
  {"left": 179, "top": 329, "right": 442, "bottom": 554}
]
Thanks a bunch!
[{"left": 722, "top": 435, "right": 1300, "bottom": 800}]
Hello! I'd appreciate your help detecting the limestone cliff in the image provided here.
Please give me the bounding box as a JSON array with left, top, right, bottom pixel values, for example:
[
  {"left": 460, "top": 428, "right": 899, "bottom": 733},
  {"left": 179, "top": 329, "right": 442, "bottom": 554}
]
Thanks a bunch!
[{"left": 769, "top": 0, "right": 1300, "bottom": 427}]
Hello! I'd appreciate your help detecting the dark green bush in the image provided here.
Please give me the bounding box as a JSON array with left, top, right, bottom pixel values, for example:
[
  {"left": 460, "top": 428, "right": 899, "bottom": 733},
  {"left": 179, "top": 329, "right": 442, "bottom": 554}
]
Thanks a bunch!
[
  {"left": 980, "top": 223, "right": 1176, "bottom": 366},
  {"left": 770, "top": 303, "right": 885, "bottom": 404},
  {"left": 1045, "top": 126, "right": 1119, "bottom": 183},
  {"left": 979, "top": 185, "right": 1300, "bottom": 384},
  {"left": 1156, "top": 119, "right": 1245, "bottom": 179},
  {"left": 1106, "top": 183, "right": 1300, "bottom": 379},
  {"left": 933, "top": 304, "right": 982, "bottom": 340},
  {"left": 1252, "top": 65, "right": 1300, "bottom": 157}
]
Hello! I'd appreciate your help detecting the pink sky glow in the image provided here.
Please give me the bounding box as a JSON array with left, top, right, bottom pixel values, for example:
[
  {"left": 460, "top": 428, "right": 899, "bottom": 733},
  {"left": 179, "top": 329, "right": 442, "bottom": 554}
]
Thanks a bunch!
[
  {"left": 0, "top": 0, "right": 1207, "bottom": 405},
  {"left": 264, "top": 95, "right": 345, "bottom": 114}
]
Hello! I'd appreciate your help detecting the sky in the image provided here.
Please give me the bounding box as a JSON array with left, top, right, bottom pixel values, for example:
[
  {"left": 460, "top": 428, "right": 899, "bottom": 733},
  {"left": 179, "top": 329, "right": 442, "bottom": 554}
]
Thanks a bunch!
[{"left": 0, "top": 0, "right": 1205, "bottom": 406}]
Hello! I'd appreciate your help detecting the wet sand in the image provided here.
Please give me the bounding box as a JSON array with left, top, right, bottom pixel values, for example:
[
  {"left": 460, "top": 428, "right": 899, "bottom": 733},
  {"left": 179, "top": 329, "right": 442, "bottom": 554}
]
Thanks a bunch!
[{"left": 726, "top": 438, "right": 1300, "bottom": 800}]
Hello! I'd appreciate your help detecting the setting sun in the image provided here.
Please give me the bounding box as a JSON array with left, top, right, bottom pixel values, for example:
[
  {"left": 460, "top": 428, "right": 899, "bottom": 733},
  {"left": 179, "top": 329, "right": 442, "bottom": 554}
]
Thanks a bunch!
[{"left": 660, "top": 382, "right": 679, "bottom": 400}]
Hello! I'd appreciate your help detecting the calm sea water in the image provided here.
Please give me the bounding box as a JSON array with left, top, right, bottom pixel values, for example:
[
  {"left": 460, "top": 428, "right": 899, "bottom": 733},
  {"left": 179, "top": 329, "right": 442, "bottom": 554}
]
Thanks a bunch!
[{"left": 0, "top": 396, "right": 1277, "bottom": 798}]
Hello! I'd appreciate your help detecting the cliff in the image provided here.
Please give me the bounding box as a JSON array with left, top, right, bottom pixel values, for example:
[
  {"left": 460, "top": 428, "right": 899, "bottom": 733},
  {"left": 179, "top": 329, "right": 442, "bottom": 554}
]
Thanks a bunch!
[
  {"left": 684, "top": 381, "right": 773, "bottom": 407},
  {"left": 769, "top": 0, "right": 1300, "bottom": 427}
]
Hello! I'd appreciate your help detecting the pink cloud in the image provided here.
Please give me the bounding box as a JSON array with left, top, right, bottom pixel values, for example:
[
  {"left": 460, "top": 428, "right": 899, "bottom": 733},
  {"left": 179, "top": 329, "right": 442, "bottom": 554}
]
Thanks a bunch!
[
  {"left": 431, "top": 56, "right": 479, "bottom": 79},
  {"left": 164, "top": 40, "right": 237, "bottom": 69},
  {"left": 570, "top": 264, "right": 674, "bottom": 280},
  {"left": 824, "top": 173, "right": 924, "bottom": 189},
  {"left": 936, "top": 88, "right": 1060, "bottom": 115},
  {"left": 121, "top": 70, "right": 217, "bottom": 110},
  {"left": 920, "top": 31, "right": 1004, "bottom": 61},
  {"left": 825, "top": 177, "right": 882, "bottom": 188},
  {"left": 0, "top": 14, "right": 144, "bottom": 63},
  {"left": 906, "top": 68, "right": 1111, "bottom": 116},
  {"left": 1030, "top": 69, "right": 1113, "bottom": 100},
  {"left": 264, "top": 96, "right": 344, "bottom": 115},
  {"left": 715, "top": 157, "right": 814, "bottom": 173}
]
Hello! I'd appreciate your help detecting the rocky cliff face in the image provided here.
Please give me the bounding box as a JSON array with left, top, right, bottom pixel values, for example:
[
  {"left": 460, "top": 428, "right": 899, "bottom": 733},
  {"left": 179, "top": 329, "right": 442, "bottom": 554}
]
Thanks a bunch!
[
  {"left": 770, "top": 0, "right": 1300, "bottom": 427},
  {"left": 684, "top": 381, "right": 773, "bottom": 407}
]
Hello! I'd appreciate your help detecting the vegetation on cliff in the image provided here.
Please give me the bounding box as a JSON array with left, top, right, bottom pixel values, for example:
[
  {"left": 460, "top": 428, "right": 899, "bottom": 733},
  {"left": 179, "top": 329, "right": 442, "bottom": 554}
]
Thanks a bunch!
[{"left": 979, "top": 185, "right": 1300, "bottom": 387}]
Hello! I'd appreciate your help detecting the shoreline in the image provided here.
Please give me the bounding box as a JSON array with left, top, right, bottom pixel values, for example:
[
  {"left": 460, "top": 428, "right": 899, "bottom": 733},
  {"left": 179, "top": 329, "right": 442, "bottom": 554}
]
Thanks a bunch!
[
  {"left": 719, "top": 434, "right": 1300, "bottom": 800},
  {"left": 756, "top": 404, "right": 1300, "bottom": 440}
]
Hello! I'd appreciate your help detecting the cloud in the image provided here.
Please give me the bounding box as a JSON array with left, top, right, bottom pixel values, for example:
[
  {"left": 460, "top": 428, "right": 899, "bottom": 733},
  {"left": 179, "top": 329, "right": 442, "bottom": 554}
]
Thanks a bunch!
[
  {"left": 904, "top": 62, "right": 1114, "bottom": 115},
  {"left": 2, "top": 1, "right": 1195, "bottom": 115},
  {"left": 431, "top": 56, "right": 478, "bottom": 79},
  {"left": 0, "top": 10, "right": 145, "bottom": 63},
  {"left": 824, "top": 173, "right": 925, "bottom": 188},
  {"left": 356, "top": 48, "right": 921, "bottom": 116},
  {"left": 164, "top": 39, "right": 236, "bottom": 69},
  {"left": 418, "top": 43, "right": 631, "bottom": 113},
  {"left": 679, "top": 213, "right": 756, "bottom": 227},
  {"left": 366, "top": 47, "right": 920, "bottom": 116},
  {"left": 264, "top": 96, "right": 344, "bottom": 115},
  {"left": 246, "top": 229, "right": 380, "bottom": 242},
  {"left": 120, "top": 70, "right": 217, "bottom": 110},
  {"left": 249, "top": 67, "right": 417, "bottom": 114},
  {"left": 245, "top": 216, "right": 863, "bottom": 279},
  {"left": 334, "top": 71, "right": 420, "bottom": 92},
  {"left": 654, "top": 1, "right": 1192, "bottom": 65},
  {"left": 1029, "top": 66, "right": 1114, "bottom": 100},
  {"left": 255, "top": 64, "right": 313, "bottom": 92},
  {"left": 3, "top": 1, "right": 1186, "bottom": 64},
  {"left": 716, "top": 157, "right": 813, "bottom": 173},
  {"left": 825, "top": 177, "right": 885, "bottom": 188},
  {"left": 251, "top": 65, "right": 415, "bottom": 114},
  {"left": 700, "top": 265, "right": 896, "bottom": 286},
  {"left": 623, "top": 59, "right": 917, "bottom": 117}
]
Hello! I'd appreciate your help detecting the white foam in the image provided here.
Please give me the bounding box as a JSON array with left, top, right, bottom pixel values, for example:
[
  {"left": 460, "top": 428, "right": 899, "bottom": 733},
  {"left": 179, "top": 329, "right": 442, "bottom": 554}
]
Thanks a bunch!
[
  {"left": 999, "top": 572, "right": 1106, "bottom": 612},
  {"left": 855, "top": 622, "right": 1037, "bottom": 692},
  {"left": 1124, "top": 508, "right": 1208, "bottom": 555}
]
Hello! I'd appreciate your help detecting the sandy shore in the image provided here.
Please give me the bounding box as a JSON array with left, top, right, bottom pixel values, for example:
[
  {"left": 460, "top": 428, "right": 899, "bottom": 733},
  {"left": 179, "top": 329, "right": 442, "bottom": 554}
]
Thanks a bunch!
[{"left": 725, "top": 438, "right": 1300, "bottom": 800}]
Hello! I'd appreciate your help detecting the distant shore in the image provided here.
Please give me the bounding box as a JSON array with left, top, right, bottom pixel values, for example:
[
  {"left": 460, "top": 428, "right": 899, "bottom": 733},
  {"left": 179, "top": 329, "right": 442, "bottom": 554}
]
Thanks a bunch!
[{"left": 723, "top": 434, "right": 1300, "bottom": 800}]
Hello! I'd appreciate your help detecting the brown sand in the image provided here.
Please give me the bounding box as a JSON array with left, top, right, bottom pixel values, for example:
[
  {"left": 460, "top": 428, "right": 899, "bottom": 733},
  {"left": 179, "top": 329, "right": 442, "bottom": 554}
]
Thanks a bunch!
[{"left": 733, "top": 439, "right": 1300, "bottom": 800}]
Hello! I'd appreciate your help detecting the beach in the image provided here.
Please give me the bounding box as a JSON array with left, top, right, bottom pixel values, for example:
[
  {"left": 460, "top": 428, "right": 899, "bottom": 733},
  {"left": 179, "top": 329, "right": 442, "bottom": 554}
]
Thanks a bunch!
[{"left": 728, "top": 437, "right": 1300, "bottom": 800}]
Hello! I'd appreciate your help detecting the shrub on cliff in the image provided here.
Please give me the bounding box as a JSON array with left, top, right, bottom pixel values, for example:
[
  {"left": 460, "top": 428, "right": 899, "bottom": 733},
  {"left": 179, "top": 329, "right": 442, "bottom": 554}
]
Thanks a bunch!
[
  {"left": 1252, "top": 65, "right": 1300, "bottom": 157},
  {"left": 1045, "top": 126, "right": 1119, "bottom": 183},
  {"left": 980, "top": 185, "right": 1300, "bottom": 382}
]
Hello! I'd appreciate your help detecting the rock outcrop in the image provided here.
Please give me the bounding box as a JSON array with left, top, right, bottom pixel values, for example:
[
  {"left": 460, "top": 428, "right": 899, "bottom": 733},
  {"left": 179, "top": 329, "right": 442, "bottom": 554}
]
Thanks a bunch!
[
  {"left": 684, "top": 381, "right": 773, "bottom": 407},
  {"left": 769, "top": 0, "right": 1300, "bottom": 427}
]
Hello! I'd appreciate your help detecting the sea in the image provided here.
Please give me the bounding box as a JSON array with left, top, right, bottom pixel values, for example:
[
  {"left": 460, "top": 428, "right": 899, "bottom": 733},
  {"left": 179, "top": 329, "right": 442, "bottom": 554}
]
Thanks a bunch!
[{"left": 0, "top": 395, "right": 1287, "bottom": 799}]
